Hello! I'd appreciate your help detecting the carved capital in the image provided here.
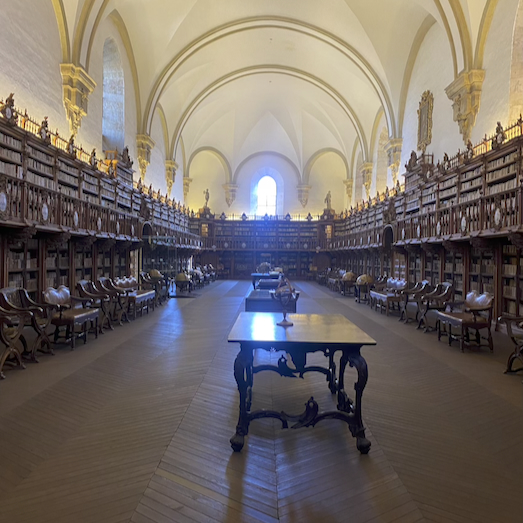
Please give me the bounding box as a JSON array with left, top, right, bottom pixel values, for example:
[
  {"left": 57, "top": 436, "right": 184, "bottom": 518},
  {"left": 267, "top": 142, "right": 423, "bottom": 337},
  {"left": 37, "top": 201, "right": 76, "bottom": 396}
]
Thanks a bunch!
[
  {"left": 222, "top": 183, "right": 238, "bottom": 207},
  {"left": 359, "top": 162, "right": 373, "bottom": 199},
  {"left": 296, "top": 184, "right": 312, "bottom": 207},
  {"left": 165, "top": 160, "right": 177, "bottom": 196},
  {"left": 343, "top": 179, "right": 353, "bottom": 204},
  {"left": 385, "top": 138, "right": 402, "bottom": 186},
  {"left": 445, "top": 70, "right": 485, "bottom": 144},
  {"left": 183, "top": 177, "right": 193, "bottom": 201},
  {"left": 136, "top": 134, "right": 155, "bottom": 182},
  {"left": 60, "top": 64, "right": 96, "bottom": 136}
]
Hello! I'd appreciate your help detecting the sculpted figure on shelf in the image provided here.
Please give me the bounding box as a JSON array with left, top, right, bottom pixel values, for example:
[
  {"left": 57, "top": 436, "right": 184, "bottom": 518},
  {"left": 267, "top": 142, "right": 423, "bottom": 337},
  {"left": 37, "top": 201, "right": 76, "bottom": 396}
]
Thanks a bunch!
[
  {"left": 406, "top": 150, "right": 417, "bottom": 171},
  {"left": 203, "top": 188, "right": 210, "bottom": 208},
  {"left": 493, "top": 121, "right": 506, "bottom": 148}
]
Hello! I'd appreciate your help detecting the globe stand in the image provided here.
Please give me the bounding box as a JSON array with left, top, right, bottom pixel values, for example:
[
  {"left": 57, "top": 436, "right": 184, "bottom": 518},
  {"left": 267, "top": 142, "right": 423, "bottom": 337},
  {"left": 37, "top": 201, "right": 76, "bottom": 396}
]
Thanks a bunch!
[
  {"left": 271, "top": 288, "right": 294, "bottom": 327},
  {"left": 277, "top": 310, "right": 293, "bottom": 327}
]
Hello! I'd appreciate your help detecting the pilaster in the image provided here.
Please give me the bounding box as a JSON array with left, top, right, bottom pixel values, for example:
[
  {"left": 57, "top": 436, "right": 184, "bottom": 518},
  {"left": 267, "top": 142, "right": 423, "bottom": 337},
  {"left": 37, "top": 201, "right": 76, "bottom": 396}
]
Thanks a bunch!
[{"left": 60, "top": 64, "right": 96, "bottom": 136}]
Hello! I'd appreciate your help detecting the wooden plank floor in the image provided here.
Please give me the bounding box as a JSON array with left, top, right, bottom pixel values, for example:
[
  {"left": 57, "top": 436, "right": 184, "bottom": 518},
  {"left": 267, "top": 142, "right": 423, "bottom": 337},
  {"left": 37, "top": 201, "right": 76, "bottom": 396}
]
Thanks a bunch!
[{"left": 0, "top": 280, "right": 521, "bottom": 523}]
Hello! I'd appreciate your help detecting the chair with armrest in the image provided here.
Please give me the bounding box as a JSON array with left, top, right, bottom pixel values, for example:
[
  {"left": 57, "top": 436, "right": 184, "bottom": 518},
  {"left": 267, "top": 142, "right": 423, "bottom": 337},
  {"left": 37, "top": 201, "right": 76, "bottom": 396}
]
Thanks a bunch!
[
  {"left": 437, "top": 291, "right": 494, "bottom": 352},
  {"left": 0, "top": 306, "right": 29, "bottom": 379},
  {"left": 76, "top": 280, "right": 112, "bottom": 332},
  {"left": 113, "top": 277, "right": 156, "bottom": 319},
  {"left": 417, "top": 282, "right": 454, "bottom": 332},
  {"left": 0, "top": 287, "right": 55, "bottom": 361},
  {"left": 400, "top": 281, "right": 432, "bottom": 323},
  {"left": 43, "top": 286, "right": 99, "bottom": 349},
  {"left": 369, "top": 278, "right": 407, "bottom": 316},
  {"left": 98, "top": 277, "right": 129, "bottom": 324},
  {"left": 497, "top": 315, "right": 523, "bottom": 373}
]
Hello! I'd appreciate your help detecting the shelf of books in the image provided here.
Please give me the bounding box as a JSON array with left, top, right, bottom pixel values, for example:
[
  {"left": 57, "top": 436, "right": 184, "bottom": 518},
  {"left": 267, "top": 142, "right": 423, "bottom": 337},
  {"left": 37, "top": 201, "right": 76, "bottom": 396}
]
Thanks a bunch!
[
  {"left": 6, "top": 238, "right": 39, "bottom": 298},
  {"left": 407, "top": 249, "right": 422, "bottom": 286},
  {"left": 501, "top": 242, "right": 519, "bottom": 316},
  {"left": 56, "top": 156, "right": 80, "bottom": 199},
  {"left": 443, "top": 249, "right": 465, "bottom": 300},
  {"left": 392, "top": 250, "right": 406, "bottom": 280},
  {"left": 25, "top": 141, "right": 56, "bottom": 191},
  {"left": 469, "top": 247, "right": 495, "bottom": 296},
  {"left": 423, "top": 250, "right": 441, "bottom": 285},
  {"left": 74, "top": 244, "right": 94, "bottom": 284},
  {"left": 45, "top": 241, "right": 70, "bottom": 289}
]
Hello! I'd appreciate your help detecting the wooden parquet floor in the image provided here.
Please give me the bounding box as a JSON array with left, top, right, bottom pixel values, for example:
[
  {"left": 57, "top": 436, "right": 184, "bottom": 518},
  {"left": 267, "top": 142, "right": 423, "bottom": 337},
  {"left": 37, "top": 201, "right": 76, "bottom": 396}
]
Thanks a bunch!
[{"left": 0, "top": 281, "right": 521, "bottom": 523}]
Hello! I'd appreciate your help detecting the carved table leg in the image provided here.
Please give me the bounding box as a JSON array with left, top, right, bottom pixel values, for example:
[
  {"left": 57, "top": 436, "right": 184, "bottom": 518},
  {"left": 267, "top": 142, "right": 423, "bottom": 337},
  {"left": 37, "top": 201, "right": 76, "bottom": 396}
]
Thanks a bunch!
[
  {"left": 230, "top": 346, "right": 254, "bottom": 452},
  {"left": 337, "top": 349, "right": 371, "bottom": 454}
]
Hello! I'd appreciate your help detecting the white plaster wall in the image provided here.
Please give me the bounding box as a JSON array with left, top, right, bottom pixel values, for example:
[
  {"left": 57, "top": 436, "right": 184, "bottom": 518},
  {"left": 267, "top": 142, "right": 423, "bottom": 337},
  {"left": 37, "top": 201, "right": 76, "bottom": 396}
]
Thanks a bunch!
[
  {"left": 308, "top": 153, "right": 347, "bottom": 215},
  {"left": 172, "top": 140, "right": 185, "bottom": 203},
  {"left": 232, "top": 154, "right": 302, "bottom": 216},
  {"left": 0, "top": 0, "right": 68, "bottom": 133},
  {"left": 82, "top": 17, "right": 138, "bottom": 172},
  {"left": 401, "top": 24, "right": 461, "bottom": 168},
  {"left": 147, "top": 110, "right": 167, "bottom": 194},
  {"left": 186, "top": 152, "right": 228, "bottom": 213},
  {"left": 473, "top": 0, "right": 519, "bottom": 140}
]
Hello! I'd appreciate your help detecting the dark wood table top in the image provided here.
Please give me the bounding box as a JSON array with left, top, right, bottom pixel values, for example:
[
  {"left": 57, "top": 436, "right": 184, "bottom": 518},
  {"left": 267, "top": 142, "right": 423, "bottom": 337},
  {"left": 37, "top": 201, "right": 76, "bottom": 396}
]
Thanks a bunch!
[{"left": 228, "top": 312, "right": 376, "bottom": 347}]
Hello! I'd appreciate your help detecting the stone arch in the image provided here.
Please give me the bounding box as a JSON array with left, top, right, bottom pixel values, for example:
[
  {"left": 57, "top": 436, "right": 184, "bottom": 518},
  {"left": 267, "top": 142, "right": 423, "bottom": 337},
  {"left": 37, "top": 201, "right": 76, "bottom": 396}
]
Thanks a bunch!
[
  {"left": 187, "top": 147, "right": 232, "bottom": 184},
  {"left": 169, "top": 66, "right": 369, "bottom": 163},
  {"left": 51, "top": 0, "right": 70, "bottom": 62},
  {"left": 303, "top": 148, "right": 349, "bottom": 185},
  {"left": 233, "top": 152, "right": 301, "bottom": 185}
]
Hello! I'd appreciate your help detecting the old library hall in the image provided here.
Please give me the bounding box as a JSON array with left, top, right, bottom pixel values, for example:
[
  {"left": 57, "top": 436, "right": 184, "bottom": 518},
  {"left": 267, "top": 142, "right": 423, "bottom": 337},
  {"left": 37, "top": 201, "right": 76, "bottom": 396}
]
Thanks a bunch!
[{"left": 0, "top": 1, "right": 522, "bottom": 522}]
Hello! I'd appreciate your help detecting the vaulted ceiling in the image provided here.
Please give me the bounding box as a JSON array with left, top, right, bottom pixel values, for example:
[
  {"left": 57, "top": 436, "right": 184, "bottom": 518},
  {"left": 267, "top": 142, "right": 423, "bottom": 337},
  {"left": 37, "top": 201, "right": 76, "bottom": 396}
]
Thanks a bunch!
[{"left": 55, "top": 0, "right": 494, "bottom": 172}]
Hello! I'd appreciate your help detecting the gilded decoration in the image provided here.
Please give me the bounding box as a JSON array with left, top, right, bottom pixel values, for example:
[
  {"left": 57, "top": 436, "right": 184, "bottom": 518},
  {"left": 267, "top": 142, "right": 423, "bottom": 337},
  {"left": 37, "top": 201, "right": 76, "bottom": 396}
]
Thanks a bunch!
[
  {"left": 417, "top": 91, "right": 433, "bottom": 153},
  {"left": 136, "top": 134, "right": 155, "bottom": 181}
]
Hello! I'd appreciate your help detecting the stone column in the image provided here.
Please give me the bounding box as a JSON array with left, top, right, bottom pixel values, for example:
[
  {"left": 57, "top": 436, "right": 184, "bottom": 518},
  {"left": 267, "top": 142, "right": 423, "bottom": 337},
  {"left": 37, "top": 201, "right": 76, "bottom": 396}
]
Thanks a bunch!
[
  {"left": 136, "top": 134, "right": 155, "bottom": 182},
  {"left": 60, "top": 64, "right": 96, "bottom": 136}
]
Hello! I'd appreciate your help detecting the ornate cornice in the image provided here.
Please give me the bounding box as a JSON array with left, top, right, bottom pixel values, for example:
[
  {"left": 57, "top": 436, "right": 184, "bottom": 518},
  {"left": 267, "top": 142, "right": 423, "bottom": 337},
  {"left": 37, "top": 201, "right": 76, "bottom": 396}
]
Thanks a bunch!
[
  {"left": 384, "top": 138, "right": 402, "bottom": 187},
  {"left": 343, "top": 179, "right": 353, "bottom": 205},
  {"left": 165, "top": 160, "right": 177, "bottom": 196},
  {"left": 136, "top": 134, "right": 155, "bottom": 182},
  {"left": 60, "top": 63, "right": 96, "bottom": 136},
  {"left": 359, "top": 162, "right": 373, "bottom": 200},
  {"left": 183, "top": 177, "right": 193, "bottom": 201},
  {"left": 445, "top": 69, "right": 485, "bottom": 144}
]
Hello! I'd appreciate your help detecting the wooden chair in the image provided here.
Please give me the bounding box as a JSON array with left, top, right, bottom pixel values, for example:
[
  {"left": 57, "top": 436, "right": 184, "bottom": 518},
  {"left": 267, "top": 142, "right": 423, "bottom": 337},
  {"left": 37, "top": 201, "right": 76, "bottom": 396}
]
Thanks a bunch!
[
  {"left": 113, "top": 277, "right": 156, "bottom": 319},
  {"left": 0, "top": 287, "right": 55, "bottom": 361},
  {"left": 437, "top": 291, "right": 494, "bottom": 352},
  {"left": 76, "top": 280, "right": 112, "bottom": 332},
  {"left": 0, "top": 306, "right": 29, "bottom": 379},
  {"left": 98, "top": 278, "right": 130, "bottom": 324},
  {"left": 399, "top": 281, "right": 432, "bottom": 323},
  {"left": 43, "top": 286, "right": 99, "bottom": 350},
  {"left": 369, "top": 278, "right": 407, "bottom": 316},
  {"left": 417, "top": 282, "right": 454, "bottom": 332},
  {"left": 497, "top": 315, "right": 523, "bottom": 373}
]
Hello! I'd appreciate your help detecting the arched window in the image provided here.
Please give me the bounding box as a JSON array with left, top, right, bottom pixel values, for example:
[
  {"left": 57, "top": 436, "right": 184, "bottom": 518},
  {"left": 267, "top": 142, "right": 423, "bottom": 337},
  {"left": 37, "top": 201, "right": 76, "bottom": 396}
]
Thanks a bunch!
[
  {"left": 257, "top": 175, "right": 277, "bottom": 216},
  {"left": 102, "top": 38, "right": 124, "bottom": 152}
]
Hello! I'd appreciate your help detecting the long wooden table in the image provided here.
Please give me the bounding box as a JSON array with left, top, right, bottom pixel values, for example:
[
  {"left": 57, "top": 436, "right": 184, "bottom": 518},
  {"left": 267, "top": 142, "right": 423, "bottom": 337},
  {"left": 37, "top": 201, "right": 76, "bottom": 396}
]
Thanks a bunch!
[{"left": 228, "top": 312, "right": 376, "bottom": 453}]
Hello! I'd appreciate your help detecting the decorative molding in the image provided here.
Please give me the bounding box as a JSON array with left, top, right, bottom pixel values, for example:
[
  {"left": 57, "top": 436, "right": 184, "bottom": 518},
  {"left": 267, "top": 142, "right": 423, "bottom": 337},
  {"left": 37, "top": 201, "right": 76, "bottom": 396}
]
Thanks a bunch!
[
  {"left": 343, "top": 179, "right": 353, "bottom": 204},
  {"left": 1, "top": 93, "right": 18, "bottom": 125},
  {"left": 359, "top": 162, "right": 373, "bottom": 200},
  {"left": 136, "top": 134, "right": 155, "bottom": 181},
  {"left": 442, "top": 240, "right": 466, "bottom": 254},
  {"left": 60, "top": 63, "right": 96, "bottom": 136},
  {"left": 384, "top": 138, "right": 402, "bottom": 187},
  {"left": 445, "top": 69, "right": 485, "bottom": 144},
  {"left": 296, "top": 184, "right": 312, "bottom": 207},
  {"left": 75, "top": 235, "right": 97, "bottom": 248},
  {"left": 46, "top": 232, "right": 71, "bottom": 250},
  {"left": 470, "top": 237, "right": 492, "bottom": 253},
  {"left": 222, "top": 183, "right": 238, "bottom": 207},
  {"left": 182, "top": 177, "right": 193, "bottom": 202},
  {"left": 165, "top": 160, "right": 177, "bottom": 196},
  {"left": 7, "top": 226, "right": 37, "bottom": 245},
  {"left": 509, "top": 232, "right": 523, "bottom": 250},
  {"left": 417, "top": 91, "right": 433, "bottom": 153}
]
